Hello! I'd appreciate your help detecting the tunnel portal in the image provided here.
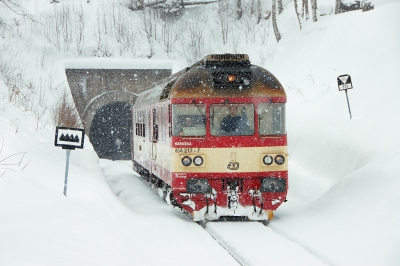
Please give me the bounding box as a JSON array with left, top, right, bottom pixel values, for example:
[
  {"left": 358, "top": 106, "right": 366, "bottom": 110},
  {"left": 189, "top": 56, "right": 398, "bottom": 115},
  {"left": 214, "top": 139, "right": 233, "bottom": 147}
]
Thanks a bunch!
[
  {"left": 65, "top": 64, "right": 173, "bottom": 160},
  {"left": 89, "top": 101, "right": 132, "bottom": 160}
]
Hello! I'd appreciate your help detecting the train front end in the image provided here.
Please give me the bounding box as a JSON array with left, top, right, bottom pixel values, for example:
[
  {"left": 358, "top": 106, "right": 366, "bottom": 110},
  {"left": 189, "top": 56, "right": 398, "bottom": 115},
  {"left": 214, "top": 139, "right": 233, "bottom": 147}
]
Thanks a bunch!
[{"left": 169, "top": 54, "right": 288, "bottom": 222}]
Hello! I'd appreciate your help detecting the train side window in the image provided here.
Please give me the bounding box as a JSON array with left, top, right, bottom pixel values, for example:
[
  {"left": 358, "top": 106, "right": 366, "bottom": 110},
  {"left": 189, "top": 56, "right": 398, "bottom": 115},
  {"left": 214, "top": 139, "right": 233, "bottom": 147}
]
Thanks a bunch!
[
  {"left": 140, "top": 111, "right": 143, "bottom": 137},
  {"left": 258, "top": 103, "right": 286, "bottom": 135},
  {"left": 147, "top": 110, "right": 150, "bottom": 141},
  {"left": 168, "top": 104, "right": 172, "bottom": 137},
  {"left": 161, "top": 106, "right": 166, "bottom": 142},
  {"left": 152, "top": 108, "right": 158, "bottom": 141},
  {"left": 172, "top": 104, "right": 206, "bottom": 136}
]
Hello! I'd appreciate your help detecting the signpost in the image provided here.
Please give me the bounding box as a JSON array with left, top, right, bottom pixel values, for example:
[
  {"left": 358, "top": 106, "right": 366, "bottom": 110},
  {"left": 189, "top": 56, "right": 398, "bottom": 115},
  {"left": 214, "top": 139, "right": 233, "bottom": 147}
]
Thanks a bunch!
[
  {"left": 54, "top": 126, "right": 85, "bottom": 196},
  {"left": 337, "top": 74, "right": 353, "bottom": 119}
]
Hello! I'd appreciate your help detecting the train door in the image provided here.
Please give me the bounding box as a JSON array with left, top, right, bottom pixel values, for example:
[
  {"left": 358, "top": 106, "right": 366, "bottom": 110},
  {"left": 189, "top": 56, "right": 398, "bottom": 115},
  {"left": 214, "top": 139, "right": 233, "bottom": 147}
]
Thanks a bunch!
[{"left": 152, "top": 108, "right": 158, "bottom": 161}]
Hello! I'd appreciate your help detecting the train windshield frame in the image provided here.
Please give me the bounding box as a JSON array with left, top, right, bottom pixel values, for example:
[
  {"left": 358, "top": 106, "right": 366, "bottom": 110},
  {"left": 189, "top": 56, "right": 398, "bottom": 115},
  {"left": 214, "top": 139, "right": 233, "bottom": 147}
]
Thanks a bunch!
[
  {"left": 258, "top": 103, "right": 286, "bottom": 135},
  {"left": 172, "top": 104, "right": 206, "bottom": 136},
  {"left": 210, "top": 103, "right": 255, "bottom": 136}
]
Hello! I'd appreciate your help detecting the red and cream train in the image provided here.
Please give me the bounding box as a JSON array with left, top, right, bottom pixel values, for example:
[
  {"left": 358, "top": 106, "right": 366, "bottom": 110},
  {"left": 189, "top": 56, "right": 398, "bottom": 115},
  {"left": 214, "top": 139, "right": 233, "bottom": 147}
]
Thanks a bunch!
[{"left": 131, "top": 54, "right": 288, "bottom": 222}]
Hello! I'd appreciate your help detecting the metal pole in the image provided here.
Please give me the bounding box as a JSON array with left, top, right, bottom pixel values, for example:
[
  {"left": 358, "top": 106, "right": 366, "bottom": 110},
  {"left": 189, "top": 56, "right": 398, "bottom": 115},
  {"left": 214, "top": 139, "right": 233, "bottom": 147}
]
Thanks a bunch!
[
  {"left": 345, "top": 89, "right": 352, "bottom": 119},
  {"left": 63, "top": 149, "right": 71, "bottom": 196}
]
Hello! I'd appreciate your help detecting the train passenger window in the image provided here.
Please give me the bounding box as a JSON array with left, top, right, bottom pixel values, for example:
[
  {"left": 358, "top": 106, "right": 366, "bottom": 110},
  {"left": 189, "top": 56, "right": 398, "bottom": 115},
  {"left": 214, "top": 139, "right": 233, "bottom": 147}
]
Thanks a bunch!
[
  {"left": 152, "top": 109, "right": 158, "bottom": 141},
  {"left": 161, "top": 107, "right": 166, "bottom": 142},
  {"left": 172, "top": 104, "right": 206, "bottom": 136},
  {"left": 258, "top": 103, "right": 286, "bottom": 135},
  {"left": 210, "top": 104, "right": 254, "bottom": 136}
]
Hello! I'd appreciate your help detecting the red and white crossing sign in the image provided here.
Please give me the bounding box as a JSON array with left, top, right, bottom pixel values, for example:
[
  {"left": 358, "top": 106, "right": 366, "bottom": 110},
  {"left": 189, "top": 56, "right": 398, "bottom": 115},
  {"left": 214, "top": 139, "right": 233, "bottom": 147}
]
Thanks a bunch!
[{"left": 337, "top": 74, "right": 353, "bottom": 91}]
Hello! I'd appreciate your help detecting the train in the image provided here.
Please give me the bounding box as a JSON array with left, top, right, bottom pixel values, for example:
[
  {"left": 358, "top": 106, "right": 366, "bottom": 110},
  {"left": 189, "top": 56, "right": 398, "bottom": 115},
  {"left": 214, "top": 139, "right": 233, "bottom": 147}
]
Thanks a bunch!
[{"left": 131, "top": 54, "right": 288, "bottom": 222}]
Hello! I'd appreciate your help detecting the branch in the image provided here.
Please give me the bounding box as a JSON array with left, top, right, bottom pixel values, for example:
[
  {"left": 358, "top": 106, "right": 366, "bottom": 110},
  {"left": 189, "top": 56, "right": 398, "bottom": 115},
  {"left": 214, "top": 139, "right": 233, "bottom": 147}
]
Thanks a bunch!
[
  {"left": 0, "top": 0, "right": 37, "bottom": 22},
  {"left": 0, "top": 152, "right": 27, "bottom": 163}
]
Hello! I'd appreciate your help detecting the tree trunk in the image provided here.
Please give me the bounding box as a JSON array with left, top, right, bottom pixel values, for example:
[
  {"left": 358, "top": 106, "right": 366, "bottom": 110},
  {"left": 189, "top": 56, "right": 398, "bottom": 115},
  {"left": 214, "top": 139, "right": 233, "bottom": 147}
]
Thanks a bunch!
[
  {"left": 278, "top": 0, "right": 283, "bottom": 14},
  {"left": 294, "top": 0, "right": 302, "bottom": 29},
  {"left": 272, "top": 0, "right": 281, "bottom": 42},
  {"left": 257, "top": 0, "right": 262, "bottom": 24},
  {"left": 236, "top": 0, "right": 243, "bottom": 19},
  {"left": 335, "top": 0, "right": 341, "bottom": 14},
  {"left": 302, "top": 0, "right": 309, "bottom": 20},
  {"left": 311, "top": 0, "right": 317, "bottom": 22}
]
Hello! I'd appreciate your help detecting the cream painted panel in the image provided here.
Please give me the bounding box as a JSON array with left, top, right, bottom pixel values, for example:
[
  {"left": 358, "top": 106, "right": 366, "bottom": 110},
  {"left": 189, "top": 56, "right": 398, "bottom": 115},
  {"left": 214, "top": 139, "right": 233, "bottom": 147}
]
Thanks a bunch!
[{"left": 171, "top": 146, "right": 288, "bottom": 173}]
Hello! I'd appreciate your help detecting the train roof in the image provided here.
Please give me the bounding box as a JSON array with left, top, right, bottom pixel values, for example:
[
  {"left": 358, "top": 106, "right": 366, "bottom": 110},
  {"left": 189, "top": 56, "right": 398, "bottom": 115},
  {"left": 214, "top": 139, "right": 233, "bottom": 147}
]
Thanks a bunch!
[{"left": 133, "top": 54, "right": 286, "bottom": 107}]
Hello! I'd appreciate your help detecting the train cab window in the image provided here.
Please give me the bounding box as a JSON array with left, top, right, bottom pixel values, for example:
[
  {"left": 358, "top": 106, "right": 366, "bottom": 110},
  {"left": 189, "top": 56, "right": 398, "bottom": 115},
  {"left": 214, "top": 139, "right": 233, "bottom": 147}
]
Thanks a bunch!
[
  {"left": 258, "top": 103, "right": 286, "bottom": 135},
  {"left": 172, "top": 104, "right": 206, "bottom": 136},
  {"left": 210, "top": 104, "right": 254, "bottom": 136}
]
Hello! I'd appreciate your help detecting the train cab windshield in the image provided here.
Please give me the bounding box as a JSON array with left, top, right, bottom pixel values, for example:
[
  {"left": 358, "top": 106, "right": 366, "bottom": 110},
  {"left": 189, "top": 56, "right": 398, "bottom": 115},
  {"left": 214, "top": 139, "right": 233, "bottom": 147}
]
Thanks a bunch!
[
  {"left": 210, "top": 104, "right": 254, "bottom": 136},
  {"left": 172, "top": 104, "right": 206, "bottom": 136},
  {"left": 258, "top": 103, "right": 286, "bottom": 135},
  {"left": 172, "top": 103, "right": 285, "bottom": 137}
]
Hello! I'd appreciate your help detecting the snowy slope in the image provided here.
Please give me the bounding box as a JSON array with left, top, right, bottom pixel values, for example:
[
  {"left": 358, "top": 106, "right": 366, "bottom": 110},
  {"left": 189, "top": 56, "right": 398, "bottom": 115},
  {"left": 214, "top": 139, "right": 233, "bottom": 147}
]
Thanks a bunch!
[{"left": 269, "top": 1, "right": 400, "bottom": 265}]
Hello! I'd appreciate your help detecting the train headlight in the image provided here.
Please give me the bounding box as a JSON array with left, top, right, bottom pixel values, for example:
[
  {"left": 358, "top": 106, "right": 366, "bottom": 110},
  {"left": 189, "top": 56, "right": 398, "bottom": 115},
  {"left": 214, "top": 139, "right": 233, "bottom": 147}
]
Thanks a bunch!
[
  {"left": 193, "top": 156, "right": 204, "bottom": 166},
  {"left": 263, "top": 155, "right": 273, "bottom": 165},
  {"left": 228, "top": 74, "right": 236, "bottom": 82},
  {"left": 274, "top": 155, "right": 285, "bottom": 165},
  {"left": 181, "top": 156, "right": 192, "bottom": 167},
  {"left": 186, "top": 178, "right": 212, "bottom": 194},
  {"left": 260, "top": 178, "right": 286, "bottom": 192}
]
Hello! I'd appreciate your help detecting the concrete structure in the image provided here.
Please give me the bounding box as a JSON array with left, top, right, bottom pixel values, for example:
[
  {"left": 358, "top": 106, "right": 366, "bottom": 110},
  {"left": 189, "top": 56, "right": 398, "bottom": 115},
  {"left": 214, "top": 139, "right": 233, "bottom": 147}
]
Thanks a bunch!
[{"left": 65, "top": 67, "right": 172, "bottom": 160}]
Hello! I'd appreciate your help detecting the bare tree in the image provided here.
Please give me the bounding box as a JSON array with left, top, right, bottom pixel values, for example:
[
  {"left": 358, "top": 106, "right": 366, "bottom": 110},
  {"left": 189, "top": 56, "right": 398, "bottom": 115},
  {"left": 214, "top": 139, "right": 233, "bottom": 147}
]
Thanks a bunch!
[
  {"left": 52, "top": 91, "right": 81, "bottom": 128},
  {"left": 180, "top": 13, "right": 205, "bottom": 65},
  {"left": 142, "top": 9, "right": 156, "bottom": 58},
  {"left": 74, "top": 5, "right": 86, "bottom": 55},
  {"left": 217, "top": 0, "right": 230, "bottom": 45},
  {"left": 236, "top": 0, "right": 243, "bottom": 19},
  {"left": 250, "top": 0, "right": 255, "bottom": 14},
  {"left": 0, "top": 0, "right": 36, "bottom": 21},
  {"left": 257, "top": 0, "right": 262, "bottom": 24},
  {"left": 311, "top": 0, "right": 318, "bottom": 22},
  {"left": 272, "top": 0, "right": 281, "bottom": 42},
  {"left": 294, "top": 0, "right": 302, "bottom": 29},
  {"left": 161, "top": 16, "right": 179, "bottom": 54},
  {"left": 302, "top": 0, "right": 309, "bottom": 20},
  {"left": 335, "top": 0, "right": 341, "bottom": 14},
  {"left": 278, "top": 0, "right": 283, "bottom": 14}
]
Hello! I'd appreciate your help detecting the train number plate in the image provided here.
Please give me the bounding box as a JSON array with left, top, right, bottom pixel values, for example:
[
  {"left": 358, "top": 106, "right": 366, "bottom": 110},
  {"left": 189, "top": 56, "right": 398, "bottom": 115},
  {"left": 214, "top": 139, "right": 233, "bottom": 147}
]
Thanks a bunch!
[{"left": 175, "top": 148, "right": 200, "bottom": 153}]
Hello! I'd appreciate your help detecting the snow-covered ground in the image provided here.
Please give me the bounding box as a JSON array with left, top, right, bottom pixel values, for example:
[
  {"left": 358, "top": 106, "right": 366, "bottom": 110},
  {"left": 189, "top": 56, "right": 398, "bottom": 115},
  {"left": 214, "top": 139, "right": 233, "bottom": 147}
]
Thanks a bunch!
[{"left": 1, "top": 0, "right": 400, "bottom": 265}]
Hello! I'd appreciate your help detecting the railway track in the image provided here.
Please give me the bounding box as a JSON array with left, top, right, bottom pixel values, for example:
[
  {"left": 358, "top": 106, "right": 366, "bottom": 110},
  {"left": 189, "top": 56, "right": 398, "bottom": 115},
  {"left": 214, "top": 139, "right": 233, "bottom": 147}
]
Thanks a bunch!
[
  {"left": 107, "top": 161, "right": 328, "bottom": 265},
  {"left": 200, "top": 220, "right": 329, "bottom": 266}
]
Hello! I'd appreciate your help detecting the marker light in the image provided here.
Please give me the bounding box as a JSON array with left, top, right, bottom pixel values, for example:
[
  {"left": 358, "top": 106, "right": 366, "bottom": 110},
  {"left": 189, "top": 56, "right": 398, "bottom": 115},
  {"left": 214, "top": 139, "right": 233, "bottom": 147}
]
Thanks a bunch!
[
  {"left": 228, "top": 74, "right": 236, "bottom": 82},
  {"left": 181, "top": 156, "right": 192, "bottom": 167},
  {"left": 274, "top": 155, "right": 285, "bottom": 165},
  {"left": 193, "top": 156, "right": 204, "bottom": 166},
  {"left": 263, "top": 155, "right": 273, "bottom": 165}
]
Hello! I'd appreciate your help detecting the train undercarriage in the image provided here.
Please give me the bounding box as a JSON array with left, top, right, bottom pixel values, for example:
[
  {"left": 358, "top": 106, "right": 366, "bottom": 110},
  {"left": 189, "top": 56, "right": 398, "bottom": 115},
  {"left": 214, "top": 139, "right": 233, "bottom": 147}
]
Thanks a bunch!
[{"left": 134, "top": 161, "right": 283, "bottom": 222}]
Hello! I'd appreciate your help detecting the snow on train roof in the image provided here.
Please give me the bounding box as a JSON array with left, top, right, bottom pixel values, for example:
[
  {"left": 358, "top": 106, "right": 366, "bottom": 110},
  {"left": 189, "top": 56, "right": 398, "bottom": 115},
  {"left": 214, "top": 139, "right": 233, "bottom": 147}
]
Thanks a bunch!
[{"left": 133, "top": 77, "right": 176, "bottom": 107}]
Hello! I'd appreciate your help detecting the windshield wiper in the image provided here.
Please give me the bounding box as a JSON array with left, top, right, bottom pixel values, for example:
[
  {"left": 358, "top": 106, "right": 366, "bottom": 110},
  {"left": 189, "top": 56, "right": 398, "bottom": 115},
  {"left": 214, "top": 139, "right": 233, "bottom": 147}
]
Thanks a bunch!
[
  {"left": 210, "top": 99, "right": 229, "bottom": 120},
  {"left": 192, "top": 100, "right": 206, "bottom": 124},
  {"left": 259, "top": 99, "right": 273, "bottom": 120}
]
